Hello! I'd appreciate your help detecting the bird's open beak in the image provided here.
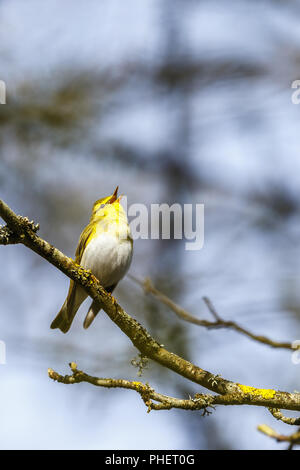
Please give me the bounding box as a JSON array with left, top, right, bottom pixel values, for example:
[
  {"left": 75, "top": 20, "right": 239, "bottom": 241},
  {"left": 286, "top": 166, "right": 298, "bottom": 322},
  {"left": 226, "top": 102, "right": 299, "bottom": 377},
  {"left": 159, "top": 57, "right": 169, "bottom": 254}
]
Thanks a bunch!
[{"left": 108, "top": 186, "right": 119, "bottom": 204}]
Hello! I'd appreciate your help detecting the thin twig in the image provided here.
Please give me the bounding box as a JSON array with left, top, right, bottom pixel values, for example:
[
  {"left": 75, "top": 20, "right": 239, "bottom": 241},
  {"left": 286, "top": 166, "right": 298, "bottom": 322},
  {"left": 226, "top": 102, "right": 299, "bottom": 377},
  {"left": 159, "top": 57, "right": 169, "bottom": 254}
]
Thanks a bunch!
[
  {"left": 129, "top": 275, "right": 294, "bottom": 351},
  {"left": 258, "top": 424, "right": 300, "bottom": 446},
  {"left": 268, "top": 408, "right": 300, "bottom": 426}
]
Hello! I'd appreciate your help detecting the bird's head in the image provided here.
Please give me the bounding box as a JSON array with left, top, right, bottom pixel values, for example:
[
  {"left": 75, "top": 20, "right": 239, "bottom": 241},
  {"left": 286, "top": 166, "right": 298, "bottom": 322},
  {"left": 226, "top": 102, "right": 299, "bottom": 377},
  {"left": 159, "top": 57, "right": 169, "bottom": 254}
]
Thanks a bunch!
[{"left": 91, "top": 186, "right": 123, "bottom": 220}]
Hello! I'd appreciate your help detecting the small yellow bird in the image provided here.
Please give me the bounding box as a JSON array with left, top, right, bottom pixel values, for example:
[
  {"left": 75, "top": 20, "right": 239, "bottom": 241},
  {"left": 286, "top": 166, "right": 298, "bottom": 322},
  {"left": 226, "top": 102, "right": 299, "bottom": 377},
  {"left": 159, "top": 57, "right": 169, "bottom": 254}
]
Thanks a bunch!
[{"left": 51, "top": 186, "right": 133, "bottom": 333}]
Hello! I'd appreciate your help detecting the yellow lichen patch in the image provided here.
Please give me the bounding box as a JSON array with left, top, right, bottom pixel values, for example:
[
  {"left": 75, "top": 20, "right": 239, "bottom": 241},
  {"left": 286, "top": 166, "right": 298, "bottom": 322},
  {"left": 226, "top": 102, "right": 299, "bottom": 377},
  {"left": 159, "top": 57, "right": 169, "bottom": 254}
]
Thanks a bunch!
[
  {"left": 132, "top": 381, "right": 147, "bottom": 390},
  {"left": 238, "top": 384, "right": 275, "bottom": 400},
  {"left": 69, "top": 362, "right": 77, "bottom": 371}
]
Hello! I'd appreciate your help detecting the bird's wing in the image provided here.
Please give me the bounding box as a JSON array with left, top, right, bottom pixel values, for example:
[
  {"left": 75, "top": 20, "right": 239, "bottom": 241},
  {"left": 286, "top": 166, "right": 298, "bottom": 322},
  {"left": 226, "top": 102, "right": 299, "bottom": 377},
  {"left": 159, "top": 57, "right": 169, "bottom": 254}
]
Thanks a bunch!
[
  {"left": 51, "top": 220, "right": 100, "bottom": 333},
  {"left": 69, "top": 216, "right": 109, "bottom": 316},
  {"left": 75, "top": 216, "right": 111, "bottom": 263},
  {"left": 75, "top": 222, "right": 96, "bottom": 263},
  {"left": 63, "top": 222, "right": 97, "bottom": 321}
]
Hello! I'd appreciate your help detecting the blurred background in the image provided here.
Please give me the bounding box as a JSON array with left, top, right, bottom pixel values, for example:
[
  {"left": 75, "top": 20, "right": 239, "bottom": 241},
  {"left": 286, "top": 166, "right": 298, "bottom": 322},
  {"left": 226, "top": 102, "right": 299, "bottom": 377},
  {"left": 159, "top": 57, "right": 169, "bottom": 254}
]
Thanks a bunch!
[{"left": 1, "top": 0, "right": 300, "bottom": 450}]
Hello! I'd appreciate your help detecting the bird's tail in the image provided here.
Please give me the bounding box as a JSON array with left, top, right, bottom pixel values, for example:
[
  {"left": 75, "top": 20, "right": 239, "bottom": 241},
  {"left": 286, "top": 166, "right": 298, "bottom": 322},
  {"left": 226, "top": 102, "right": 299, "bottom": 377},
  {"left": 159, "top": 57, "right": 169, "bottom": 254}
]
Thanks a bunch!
[
  {"left": 51, "top": 282, "right": 87, "bottom": 333},
  {"left": 83, "top": 299, "right": 102, "bottom": 329},
  {"left": 83, "top": 283, "right": 117, "bottom": 329},
  {"left": 50, "top": 298, "right": 71, "bottom": 333}
]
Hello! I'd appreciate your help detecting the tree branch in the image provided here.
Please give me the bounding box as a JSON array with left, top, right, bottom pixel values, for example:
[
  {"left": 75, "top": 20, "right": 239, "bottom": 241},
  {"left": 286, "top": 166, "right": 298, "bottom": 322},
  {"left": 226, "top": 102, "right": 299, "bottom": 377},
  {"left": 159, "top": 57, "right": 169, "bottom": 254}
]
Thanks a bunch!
[
  {"left": 48, "top": 362, "right": 218, "bottom": 413},
  {"left": 47, "top": 363, "right": 296, "bottom": 417}
]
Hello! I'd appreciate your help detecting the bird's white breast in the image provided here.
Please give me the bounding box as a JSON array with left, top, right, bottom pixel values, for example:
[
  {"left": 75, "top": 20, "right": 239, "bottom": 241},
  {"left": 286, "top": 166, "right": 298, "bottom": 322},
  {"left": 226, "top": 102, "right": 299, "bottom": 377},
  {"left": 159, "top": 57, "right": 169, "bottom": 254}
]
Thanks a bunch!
[{"left": 80, "top": 233, "right": 133, "bottom": 288}]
